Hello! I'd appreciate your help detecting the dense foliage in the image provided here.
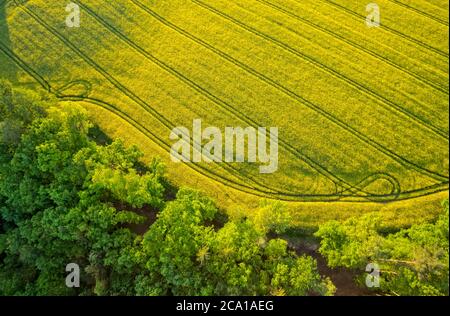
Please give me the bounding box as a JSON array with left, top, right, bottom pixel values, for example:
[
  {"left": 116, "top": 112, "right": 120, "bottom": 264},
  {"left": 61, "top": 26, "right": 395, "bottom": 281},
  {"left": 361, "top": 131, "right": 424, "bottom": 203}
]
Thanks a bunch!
[
  {"left": 0, "top": 81, "right": 333, "bottom": 296},
  {"left": 315, "top": 200, "right": 449, "bottom": 296},
  {"left": 0, "top": 81, "right": 165, "bottom": 295},
  {"left": 135, "top": 191, "right": 334, "bottom": 296}
]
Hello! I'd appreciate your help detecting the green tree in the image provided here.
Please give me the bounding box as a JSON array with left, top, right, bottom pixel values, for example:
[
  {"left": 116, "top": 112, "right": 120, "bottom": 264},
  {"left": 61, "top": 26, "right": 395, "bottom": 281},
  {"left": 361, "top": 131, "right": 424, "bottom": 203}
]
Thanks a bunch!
[
  {"left": 136, "top": 189, "right": 334, "bottom": 296},
  {"left": 315, "top": 200, "right": 449, "bottom": 296},
  {"left": 0, "top": 85, "right": 165, "bottom": 295}
]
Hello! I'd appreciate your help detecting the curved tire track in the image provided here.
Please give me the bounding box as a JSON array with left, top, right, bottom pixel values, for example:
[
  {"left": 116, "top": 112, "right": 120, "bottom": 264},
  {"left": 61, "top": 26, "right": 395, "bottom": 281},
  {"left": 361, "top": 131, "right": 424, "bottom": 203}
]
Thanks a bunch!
[{"left": 1, "top": 39, "right": 448, "bottom": 202}]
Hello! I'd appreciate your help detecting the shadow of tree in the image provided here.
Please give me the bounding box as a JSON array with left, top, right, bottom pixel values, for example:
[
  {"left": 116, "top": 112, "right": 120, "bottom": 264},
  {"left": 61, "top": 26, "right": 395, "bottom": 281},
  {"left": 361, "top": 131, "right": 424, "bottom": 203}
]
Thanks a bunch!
[{"left": 0, "top": 0, "right": 18, "bottom": 82}]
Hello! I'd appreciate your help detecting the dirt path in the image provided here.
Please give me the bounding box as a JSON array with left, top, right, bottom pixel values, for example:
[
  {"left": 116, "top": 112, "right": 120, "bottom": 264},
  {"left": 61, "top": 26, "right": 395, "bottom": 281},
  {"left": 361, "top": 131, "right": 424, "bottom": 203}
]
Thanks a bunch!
[{"left": 288, "top": 239, "right": 375, "bottom": 296}]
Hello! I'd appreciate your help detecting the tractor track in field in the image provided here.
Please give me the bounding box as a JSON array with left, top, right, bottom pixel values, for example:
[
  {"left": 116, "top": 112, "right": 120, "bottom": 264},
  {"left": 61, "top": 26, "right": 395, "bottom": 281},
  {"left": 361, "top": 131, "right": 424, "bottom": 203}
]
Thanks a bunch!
[
  {"left": 133, "top": 0, "right": 449, "bottom": 143},
  {"left": 6, "top": 3, "right": 358, "bottom": 200},
  {"left": 424, "top": 0, "right": 449, "bottom": 12},
  {"left": 40, "top": 1, "right": 360, "bottom": 193},
  {"left": 191, "top": 0, "right": 449, "bottom": 141},
  {"left": 279, "top": 0, "right": 449, "bottom": 85},
  {"left": 252, "top": 0, "right": 448, "bottom": 95},
  {"left": 167, "top": 1, "right": 450, "bottom": 181},
  {"left": 316, "top": 0, "right": 449, "bottom": 58},
  {"left": 385, "top": 0, "right": 449, "bottom": 27},
  {"left": 0, "top": 38, "right": 303, "bottom": 200},
  {"left": 3, "top": 8, "right": 313, "bottom": 199},
  {"left": 1, "top": 39, "right": 448, "bottom": 202},
  {"left": 61, "top": 97, "right": 450, "bottom": 202},
  {"left": 21, "top": 2, "right": 450, "bottom": 184},
  {"left": 65, "top": 97, "right": 294, "bottom": 200},
  {"left": 3, "top": 2, "right": 449, "bottom": 201},
  {"left": 0, "top": 40, "right": 364, "bottom": 201},
  {"left": 73, "top": 1, "right": 448, "bottom": 185}
]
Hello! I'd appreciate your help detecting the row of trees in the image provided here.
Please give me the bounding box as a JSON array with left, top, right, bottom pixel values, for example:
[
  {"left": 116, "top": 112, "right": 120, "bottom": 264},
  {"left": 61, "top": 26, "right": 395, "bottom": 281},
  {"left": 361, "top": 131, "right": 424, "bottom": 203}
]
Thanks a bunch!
[
  {"left": 0, "top": 80, "right": 334, "bottom": 296},
  {"left": 316, "top": 201, "right": 449, "bottom": 296}
]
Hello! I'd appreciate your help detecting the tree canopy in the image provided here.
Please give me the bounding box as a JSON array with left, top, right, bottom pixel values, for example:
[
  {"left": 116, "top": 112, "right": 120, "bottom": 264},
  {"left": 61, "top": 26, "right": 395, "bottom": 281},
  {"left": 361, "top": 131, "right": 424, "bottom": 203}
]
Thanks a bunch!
[{"left": 315, "top": 200, "right": 449, "bottom": 296}]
